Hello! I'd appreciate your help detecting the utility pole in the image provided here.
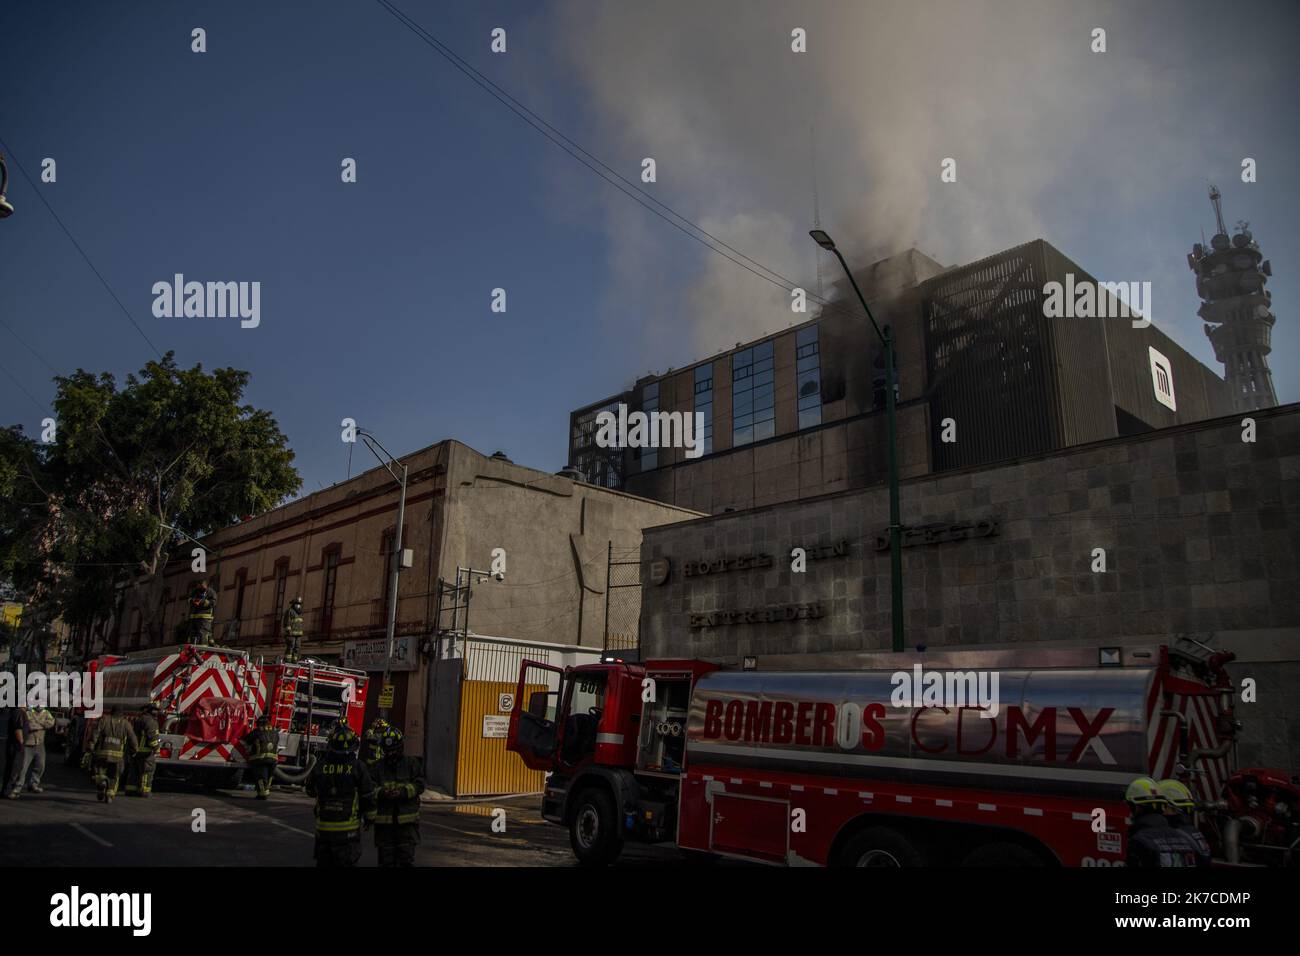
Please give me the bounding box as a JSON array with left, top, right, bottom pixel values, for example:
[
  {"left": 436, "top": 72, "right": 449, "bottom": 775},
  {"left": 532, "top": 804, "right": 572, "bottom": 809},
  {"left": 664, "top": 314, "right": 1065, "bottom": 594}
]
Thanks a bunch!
[{"left": 357, "top": 429, "right": 408, "bottom": 720}]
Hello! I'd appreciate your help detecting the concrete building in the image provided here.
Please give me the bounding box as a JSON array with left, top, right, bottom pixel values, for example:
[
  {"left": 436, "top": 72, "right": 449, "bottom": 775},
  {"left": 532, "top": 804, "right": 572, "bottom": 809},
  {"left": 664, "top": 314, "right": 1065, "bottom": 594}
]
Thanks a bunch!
[
  {"left": 109, "top": 440, "right": 699, "bottom": 794},
  {"left": 571, "top": 239, "right": 1234, "bottom": 514},
  {"left": 638, "top": 402, "right": 1300, "bottom": 770}
]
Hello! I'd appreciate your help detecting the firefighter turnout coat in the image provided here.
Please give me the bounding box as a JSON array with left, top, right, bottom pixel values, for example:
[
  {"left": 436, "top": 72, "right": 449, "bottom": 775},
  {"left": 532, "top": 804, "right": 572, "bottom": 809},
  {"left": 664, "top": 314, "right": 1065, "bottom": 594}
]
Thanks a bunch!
[{"left": 305, "top": 752, "right": 376, "bottom": 842}]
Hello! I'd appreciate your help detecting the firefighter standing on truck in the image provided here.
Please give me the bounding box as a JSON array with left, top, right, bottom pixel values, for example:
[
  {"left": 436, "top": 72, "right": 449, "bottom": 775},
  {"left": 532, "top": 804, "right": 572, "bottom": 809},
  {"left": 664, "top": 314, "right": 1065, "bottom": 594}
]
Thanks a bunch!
[
  {"left": 188, "top": 578, "right": 216, "bottom": 645},
  {"left": 282, "top": 596, "right": 304, "bottom": 662},
  {"left": 1124, "top": 776, "right": 1202, "bottom": 867},
  {"left": 305, "top": 723, "right": 376, "bottom": 867},
  {"left": 370, "top": 726, "right": 424, "bottom": 867},
  {"left": 124, "top": 703, "right": 161, "bottom": 797},
  {"left": 86, "top": 706, "right": 139, "bottom": 803},
  {"left": 1157, "top": 778, "right": 1213, "bottom": 867},
  {"left": 242, "top": 714, "right": 279, "bottom": 799}
]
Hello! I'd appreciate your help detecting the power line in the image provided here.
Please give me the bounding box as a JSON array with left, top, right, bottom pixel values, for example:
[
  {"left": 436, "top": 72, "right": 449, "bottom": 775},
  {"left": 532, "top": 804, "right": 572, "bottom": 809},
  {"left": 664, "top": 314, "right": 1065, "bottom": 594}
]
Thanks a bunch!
[
  {"left": 371, "top": 0, "right": 865, "bottom": 325},
  {"left": 0, "top": 138, "right": 164, "bottom": 360},
  {"left": 0, "top": 318, "right": 59, "bottom": 376},
  {"left": 0, "top": 357, "right": 48, "bottom": 416}
]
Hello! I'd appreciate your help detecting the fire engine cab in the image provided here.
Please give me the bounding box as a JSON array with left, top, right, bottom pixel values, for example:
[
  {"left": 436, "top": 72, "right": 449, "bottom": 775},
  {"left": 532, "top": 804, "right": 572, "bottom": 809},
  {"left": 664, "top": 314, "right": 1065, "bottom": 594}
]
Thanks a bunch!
[{"left": 507, "top": 641, "right": 1299, "bottom": 867}]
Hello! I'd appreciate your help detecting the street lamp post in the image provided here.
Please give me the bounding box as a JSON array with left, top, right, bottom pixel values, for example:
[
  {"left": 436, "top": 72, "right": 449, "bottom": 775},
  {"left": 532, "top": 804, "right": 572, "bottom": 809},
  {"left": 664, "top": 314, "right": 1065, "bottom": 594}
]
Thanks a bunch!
[
  {"left": 810, "top": 230, "right": 905, "bottom": 652},
  {"left": 357, "top": 429, "right": 408, "bottom": 719}
]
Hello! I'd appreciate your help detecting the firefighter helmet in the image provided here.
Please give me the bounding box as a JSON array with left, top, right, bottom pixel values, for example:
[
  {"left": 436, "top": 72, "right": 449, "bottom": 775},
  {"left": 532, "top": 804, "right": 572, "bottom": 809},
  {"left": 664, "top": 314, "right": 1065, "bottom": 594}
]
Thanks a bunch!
[
  {"left": 1124, "top": 776, "right": 1166, "bottom": 807},
  {"left": 256, "top": 713, "right": 272, "bottom": 728},
  {"left": 1156, "top": 779, "right": 1196, "bottom": 810},
  {"left": 327, "top": 724, "right": 360, "bottom": 753},
  {"left": 380, "top": 726, "right": 404, "bottom": 755}
]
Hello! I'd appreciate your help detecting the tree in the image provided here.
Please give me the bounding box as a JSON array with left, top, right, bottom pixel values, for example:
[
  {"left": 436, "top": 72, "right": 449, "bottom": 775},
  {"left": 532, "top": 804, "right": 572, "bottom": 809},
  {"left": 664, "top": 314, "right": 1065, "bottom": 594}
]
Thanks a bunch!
[{"left": 0, "top": 353, "right": 301, "bottom": 659}]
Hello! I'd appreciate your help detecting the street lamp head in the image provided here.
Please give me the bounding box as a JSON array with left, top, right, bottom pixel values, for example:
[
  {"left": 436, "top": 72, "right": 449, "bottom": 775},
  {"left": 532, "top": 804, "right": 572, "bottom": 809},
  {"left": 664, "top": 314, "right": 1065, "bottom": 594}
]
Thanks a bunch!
[
  {"left": 0, "top": 154, "right": 11, "bottom": 218},
  {"left": 809, "top": 229, "right": 836, "bottom": 250}
]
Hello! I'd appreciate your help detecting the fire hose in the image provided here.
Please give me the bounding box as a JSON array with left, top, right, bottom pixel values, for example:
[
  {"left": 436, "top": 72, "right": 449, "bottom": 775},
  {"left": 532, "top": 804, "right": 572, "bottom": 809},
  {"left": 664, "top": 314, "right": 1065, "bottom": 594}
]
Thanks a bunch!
[{"left": 273, "top": 753, "right": 316, "bottom": 784}]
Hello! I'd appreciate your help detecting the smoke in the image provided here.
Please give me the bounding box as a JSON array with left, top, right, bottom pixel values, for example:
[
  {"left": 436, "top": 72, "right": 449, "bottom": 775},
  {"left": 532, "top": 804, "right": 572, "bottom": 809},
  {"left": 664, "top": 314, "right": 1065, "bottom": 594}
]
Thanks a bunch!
[{"left": 553, "top": 0, "right": 1223, "bottom": 366}]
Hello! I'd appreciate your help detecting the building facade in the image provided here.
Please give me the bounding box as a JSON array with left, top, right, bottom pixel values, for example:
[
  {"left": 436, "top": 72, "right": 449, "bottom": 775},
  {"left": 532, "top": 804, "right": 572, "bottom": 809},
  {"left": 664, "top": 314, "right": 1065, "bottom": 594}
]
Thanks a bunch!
[
  {"left": 638, "top": 402, "right": 1300, "bottom": 770},
  {"left": 109, "top": 440, "right": 699, "bottom": 793},
  {"left": 571, "top": 240, "right": 1234, "bottom": 514}
]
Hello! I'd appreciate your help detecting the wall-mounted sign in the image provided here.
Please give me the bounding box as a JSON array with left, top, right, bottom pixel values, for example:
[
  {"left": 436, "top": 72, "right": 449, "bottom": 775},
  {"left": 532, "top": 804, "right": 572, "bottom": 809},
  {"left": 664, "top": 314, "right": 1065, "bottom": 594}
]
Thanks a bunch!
[
  {"left": 875, "top": 519, "right": 997, "bottom": 552},
  {"left": 1149, "top": 346, "right": 1177, "bottom": 412},
  {"left": 689, "top": 602, "right": 825, "bottom": 629},
  {"left": 378, "top": 682, "right": 395, "bottom": 709},
  {"left": 681, "top": 540, "right": 849, "bottom": 579},
  {"left": 648, "top": 558, "right": 671, "bottom": 586},
  {"left": 344, "top": 635, "right": 416, "bottom": 672},
  {"left": 482, "top": 715, "right": 510, "bottom": 738},
  {"left": 498, "top": 693, "right": 514, "bottom": 713}
]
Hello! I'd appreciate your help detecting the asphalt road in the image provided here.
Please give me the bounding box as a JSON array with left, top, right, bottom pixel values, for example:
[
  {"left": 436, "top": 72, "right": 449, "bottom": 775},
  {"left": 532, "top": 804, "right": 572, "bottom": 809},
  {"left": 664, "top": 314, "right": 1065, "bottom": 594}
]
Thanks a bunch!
[{"left": 0, "top": 761, "right": 688, "bottom": 867}]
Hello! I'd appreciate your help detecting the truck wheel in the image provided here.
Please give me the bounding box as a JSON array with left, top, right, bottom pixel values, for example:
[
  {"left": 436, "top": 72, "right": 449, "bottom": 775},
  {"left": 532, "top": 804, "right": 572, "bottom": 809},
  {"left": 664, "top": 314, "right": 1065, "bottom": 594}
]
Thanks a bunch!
[
  {"left": 839, "top": 826, "right": 924, "bottom": 867},
  {"left": 961, "top": 842, "right": 1046, "bottom": 867},
  {"left": 569, "top": 788, "right": 623, "bottom": 866}
]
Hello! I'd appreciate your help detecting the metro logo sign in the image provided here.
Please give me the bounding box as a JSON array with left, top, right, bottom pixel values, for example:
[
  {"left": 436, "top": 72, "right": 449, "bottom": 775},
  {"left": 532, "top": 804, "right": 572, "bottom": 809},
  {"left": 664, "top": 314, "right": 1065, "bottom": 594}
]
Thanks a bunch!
[{"left": 701, "top": 698, "right": 1117, "bottom": 764}]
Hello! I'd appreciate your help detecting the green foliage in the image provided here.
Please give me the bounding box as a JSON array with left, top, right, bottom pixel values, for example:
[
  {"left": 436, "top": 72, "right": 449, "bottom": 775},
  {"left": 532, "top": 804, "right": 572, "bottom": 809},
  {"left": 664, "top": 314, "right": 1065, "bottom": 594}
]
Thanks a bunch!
[{"left": 0, "top": 353, "right": 301, "bottom": 635}]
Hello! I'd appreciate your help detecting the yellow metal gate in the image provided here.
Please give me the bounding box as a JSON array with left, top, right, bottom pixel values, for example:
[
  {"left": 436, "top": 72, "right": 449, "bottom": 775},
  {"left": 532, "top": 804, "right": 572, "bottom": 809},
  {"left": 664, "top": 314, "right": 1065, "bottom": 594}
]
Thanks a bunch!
[{"left": 454, "top": 639, "right": 551, "bottom": 796}]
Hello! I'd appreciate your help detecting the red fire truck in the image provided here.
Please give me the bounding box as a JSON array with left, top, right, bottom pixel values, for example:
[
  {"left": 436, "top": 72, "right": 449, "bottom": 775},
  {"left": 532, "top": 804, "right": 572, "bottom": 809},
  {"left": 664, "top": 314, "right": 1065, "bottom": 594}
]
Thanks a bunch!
[
  {"left": 79, "top": 643, "right": 369, "bottom": 787},
  {"left": 507, "top": 641, "right": 1299, "bottom": 866}
]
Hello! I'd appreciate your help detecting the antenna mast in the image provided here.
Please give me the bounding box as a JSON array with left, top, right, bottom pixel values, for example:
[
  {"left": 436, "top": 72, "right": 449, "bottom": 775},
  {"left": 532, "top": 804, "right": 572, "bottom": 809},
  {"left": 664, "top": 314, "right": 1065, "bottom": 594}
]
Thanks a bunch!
[{"left": 1208, "top": 184, "right": 1227, "bottom": 236}]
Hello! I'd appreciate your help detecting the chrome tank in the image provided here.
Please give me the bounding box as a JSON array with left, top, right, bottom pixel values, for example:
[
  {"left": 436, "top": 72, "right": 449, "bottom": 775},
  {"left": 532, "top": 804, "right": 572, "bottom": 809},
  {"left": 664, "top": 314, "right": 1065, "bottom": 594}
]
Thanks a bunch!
[{"left": 687, "top": 667, "right": 1161, "bottom": 800}]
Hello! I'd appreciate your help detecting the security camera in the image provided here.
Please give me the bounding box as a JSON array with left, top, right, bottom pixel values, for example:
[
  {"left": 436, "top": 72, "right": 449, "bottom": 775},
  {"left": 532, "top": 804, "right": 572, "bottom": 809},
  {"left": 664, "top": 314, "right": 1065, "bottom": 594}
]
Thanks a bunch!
[{"left": 493, "top": 570, "right": 505, "bottom": 582}]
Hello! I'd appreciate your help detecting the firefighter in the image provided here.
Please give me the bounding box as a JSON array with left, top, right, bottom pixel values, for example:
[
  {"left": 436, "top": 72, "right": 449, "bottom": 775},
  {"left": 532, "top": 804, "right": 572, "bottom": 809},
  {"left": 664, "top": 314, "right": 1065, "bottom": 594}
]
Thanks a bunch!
[
  {"left": 88, "top": 706, "right": 139, "bottom": 803},
  {"left": 361, "top": 717, "right": 390, "bottom": 768},
  {"left": 124, "top": 703, "right": 161, "bottom": 797},
  {"left": 370, "top": 726, "right": 424, "bottom": 867},
  {"left": 1124, "top": 776, "right": 1201, "bottom": 867},
  {"left": 304, "top": 723, "right": 376, "bottom": 867},
  {"left": 1157, "top": 778, "right": 1213, "bottom": 867},
  {"left": 188, "top": 578, "right": 216, "bottom": 645},
  {"left": 242, "top": 713, "right": 279, "bottom": 799},
  {"left": 282, "top": 596, "right": 304, "bottom": 662}
]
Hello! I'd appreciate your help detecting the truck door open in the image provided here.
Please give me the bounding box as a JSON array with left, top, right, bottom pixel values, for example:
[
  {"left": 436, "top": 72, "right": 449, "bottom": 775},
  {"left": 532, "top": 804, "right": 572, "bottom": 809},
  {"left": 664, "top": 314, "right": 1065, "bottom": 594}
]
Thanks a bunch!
[{"left": 506, "top": 660, "right": 565, "bottom": 771}]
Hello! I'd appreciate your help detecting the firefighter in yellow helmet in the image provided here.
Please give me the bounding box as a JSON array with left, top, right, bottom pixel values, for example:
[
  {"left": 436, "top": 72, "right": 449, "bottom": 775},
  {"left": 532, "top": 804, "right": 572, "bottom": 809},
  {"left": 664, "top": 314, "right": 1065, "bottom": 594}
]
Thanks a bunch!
[
  {"left": 124, "top": 702, "right": 162, "bottom": 797},
  {"left": 1156, "top": 779, "right": 1212, "bottom": 866},
  {"left": 361, "top": 717, "right": 390, "bottom": 768},
  {"left": 241, "top": 713, "right": 279, "bottom": 799},
  {"left": 304, "top": 722, "right": 376, "bottom": 867},
  {"left": 89, "top": 706, "right": 139, "bottom": 803},
  {"left": 1124, "top": 776, "right": 1200, "bottom": 867},
  {"left": 370, "top": 725, "right": 425, "bottom": 866}
]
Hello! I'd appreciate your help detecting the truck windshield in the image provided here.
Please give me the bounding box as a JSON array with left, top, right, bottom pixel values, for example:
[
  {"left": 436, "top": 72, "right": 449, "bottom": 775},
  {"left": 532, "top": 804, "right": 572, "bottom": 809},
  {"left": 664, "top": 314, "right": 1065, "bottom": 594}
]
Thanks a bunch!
[{"left": 561, "top": 672, "right": 607, "bottom": 764}]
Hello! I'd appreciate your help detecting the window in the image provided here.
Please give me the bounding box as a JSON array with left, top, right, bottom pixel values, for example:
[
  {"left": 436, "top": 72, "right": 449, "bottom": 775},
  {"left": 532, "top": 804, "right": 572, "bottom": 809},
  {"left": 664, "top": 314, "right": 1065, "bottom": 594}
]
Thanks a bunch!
[
  {"left": 273, "top": 560, "right": 289, "bottom": 639},
  {"left": 234, "top": 570, "right": 248, "bottom": 623},
  {"left": 796, "top": 325, "right": 822, "bottom": 429},
  {"left": 639, "top": 381, "right": 659, "bottom": 470},
  {"left": 381, "top": 529, "right": 396, "bottom": 609},
  {"left": 694, "top": 363, "right": 713, "bottom": 455},
  {"left": 732, "top": 340, "right": 774, "bottom": 446},
  {"left": 321, "top": 548, "right": 341, "bottom": 635}
]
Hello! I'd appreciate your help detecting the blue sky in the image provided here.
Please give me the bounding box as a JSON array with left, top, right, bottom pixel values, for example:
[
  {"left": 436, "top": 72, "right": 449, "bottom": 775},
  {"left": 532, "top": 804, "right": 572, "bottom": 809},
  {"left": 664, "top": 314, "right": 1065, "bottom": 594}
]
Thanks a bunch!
[{"left": 2, "top": 0, "right": 1296, "bottom": 498}]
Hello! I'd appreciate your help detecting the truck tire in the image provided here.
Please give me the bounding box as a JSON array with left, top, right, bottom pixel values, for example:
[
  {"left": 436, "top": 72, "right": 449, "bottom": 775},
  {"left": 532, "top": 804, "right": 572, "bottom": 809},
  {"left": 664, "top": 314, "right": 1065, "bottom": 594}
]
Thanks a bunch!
[
  {"left": 961, "top": 841, "right": 1046, "bottom": 867},
  {"left": 839, "top": 826, "right": 924, "bottom": 867},
  {"left": 569, "top": 788, "right": 623, "bottom": 866}
]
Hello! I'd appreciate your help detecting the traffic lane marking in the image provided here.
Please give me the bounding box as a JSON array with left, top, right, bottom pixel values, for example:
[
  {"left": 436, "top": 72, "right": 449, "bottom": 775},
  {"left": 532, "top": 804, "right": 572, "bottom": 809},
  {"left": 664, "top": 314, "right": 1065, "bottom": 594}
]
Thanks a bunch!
[{"left": 70, "top": 822, "right": 114, "bottom": 847}]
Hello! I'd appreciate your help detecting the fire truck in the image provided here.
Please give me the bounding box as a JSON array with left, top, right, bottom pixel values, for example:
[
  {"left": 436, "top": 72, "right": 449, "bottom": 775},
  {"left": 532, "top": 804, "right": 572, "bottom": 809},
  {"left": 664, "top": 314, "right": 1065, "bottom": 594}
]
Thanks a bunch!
[
  {"left": 507, "top": 640, "right": 1299, "bottom": 866},
  {"left": 78, "top": 643, "right": 369, "bottom": 787}
]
